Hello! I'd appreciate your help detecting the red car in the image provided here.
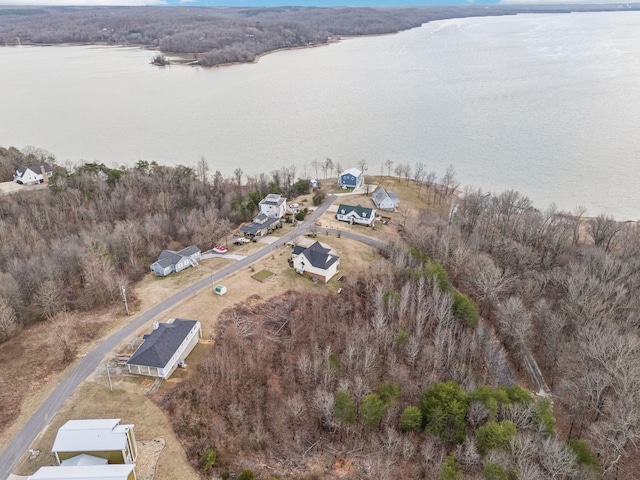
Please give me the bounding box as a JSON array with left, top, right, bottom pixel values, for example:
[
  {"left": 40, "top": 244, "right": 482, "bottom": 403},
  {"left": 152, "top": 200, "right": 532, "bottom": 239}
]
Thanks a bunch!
[{"left": 212, "top": 245, "right": 228, "bottom": 254}]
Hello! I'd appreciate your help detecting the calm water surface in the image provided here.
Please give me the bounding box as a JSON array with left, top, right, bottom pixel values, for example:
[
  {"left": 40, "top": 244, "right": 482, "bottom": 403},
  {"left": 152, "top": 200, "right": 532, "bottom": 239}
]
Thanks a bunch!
[{"left": 1, "top": 12, "right": 640, "bottom": 219}]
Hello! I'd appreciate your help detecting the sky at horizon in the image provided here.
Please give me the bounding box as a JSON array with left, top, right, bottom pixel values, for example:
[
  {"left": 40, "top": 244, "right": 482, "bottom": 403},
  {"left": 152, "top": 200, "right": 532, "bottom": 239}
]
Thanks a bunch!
[{"left": 0, "top": 0, "right": 636, "bottom": 6}]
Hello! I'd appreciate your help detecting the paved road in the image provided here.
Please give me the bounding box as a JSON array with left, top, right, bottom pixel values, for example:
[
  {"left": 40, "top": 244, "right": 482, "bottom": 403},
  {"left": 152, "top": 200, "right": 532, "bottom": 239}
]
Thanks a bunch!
[{"left": 0, "top": 195, "right": 337, "bottom": 480}]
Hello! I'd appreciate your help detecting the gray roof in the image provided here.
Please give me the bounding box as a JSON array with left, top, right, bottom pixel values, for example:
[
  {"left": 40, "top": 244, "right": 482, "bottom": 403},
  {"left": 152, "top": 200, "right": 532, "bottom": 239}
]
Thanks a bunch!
[
  {"left": 178, "top": 245, "right": 201, "bottom": 257},
  {"left": 52, "top": 419, "right": 131, "bottom": 453},
  {"left": 152, "top": 245, "right": 199, "bottom": 268},
  {"left": 300, "top": 241, "right": 339, "bottom": 269},
  {"left": 259, "top": 194, "right": 285, "bottom": 206},
  {"left": 28, "top": 465, "right": 135, "bottom": 480},
  {"left": 16, "top": 163, "right": 53, "bottom": 177},
  {"left": 372, "top": 187, "right": 398, "bottom": 205},
  {"left": 336, "top": 204, "right": 374, "bottom": 218},
  {"left": 126, "top": 319, "right": 199, "bottom": 369},
  {"left": 240, "top": 216, "right": 279, "bottom": 235}
]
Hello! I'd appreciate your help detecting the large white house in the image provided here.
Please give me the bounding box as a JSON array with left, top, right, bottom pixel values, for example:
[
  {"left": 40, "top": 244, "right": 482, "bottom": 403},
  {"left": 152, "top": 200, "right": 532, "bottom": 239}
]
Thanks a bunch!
[
  {"left": 335, "top": 204, "right": 376, "bottom": 227},
  {"left": 291, "top": 241, "right": 340, "bottom": 283},
  {"left": 126, "top": 319, "right": 202, "bottom": 379},
  {"left": 52, "top": 419, "right": 137, "bottom": 466},
  {"left": 14, "top": 164, "right": 53, "bottom": 185},
  {"left": 259, "top": 194, "right": 287, "bottom": 218}
]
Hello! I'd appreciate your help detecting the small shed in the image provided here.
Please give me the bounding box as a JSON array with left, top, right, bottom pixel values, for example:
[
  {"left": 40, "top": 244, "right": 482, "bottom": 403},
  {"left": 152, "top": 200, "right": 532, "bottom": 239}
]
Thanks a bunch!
[{"left": 214, "top": 285, "right": 227, "bottom": 296}]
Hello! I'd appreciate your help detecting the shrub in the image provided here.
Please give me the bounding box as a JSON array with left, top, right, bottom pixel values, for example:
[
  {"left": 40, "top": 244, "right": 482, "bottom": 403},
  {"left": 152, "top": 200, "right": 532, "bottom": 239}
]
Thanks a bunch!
[
  {"left": 475, "top": 421, "right": 517, "bottom": 455},
  {"left": 238, "top": 470, "right": 255, "bottom": 480},
  {"left": 421, "top": 381, "right": 468, "bottom": 444},
  {"left": 483, "top": 462, "right": 513, "bottom": 480},
  {"left": 334, "top": 390, "right": 356, "bottom": 424},
  {"left": 452, "top": 291, "right": 479, "bottom": 327},
  {"left": 198, "top": 448, "right": 216, "bottom": 472},
  {"left": 377, "top": 381, "right": 401, "bottom": 406},
  {"left": 360, "top": 393, "right": 386, "bottom": 428},
  {"left": 534, "top": 398, "right": 554, "bottom": 437},
  {"left": 440, "top": 453, "right": 462, "bottom": 480},
  {"left": 569, "top": 439, "right": 598, "bottom": 468},
  {"left": 400, "top": 406, "right": 422, "bottom": 432}
]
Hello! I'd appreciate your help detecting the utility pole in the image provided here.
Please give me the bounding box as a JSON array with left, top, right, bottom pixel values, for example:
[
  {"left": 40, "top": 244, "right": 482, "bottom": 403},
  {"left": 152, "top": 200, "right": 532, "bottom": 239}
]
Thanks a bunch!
[
  {"left": 106, "top": 363, "right": 112, "bottom": 391},
  {"left": 121, "top": 285, "right": 130, "bottom": 316}
]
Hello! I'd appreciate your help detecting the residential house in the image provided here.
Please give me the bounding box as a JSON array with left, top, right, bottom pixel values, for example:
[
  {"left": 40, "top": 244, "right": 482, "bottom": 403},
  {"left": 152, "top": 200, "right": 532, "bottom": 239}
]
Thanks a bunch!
[
  {"left": 149, "top": 245, "right": 201, "bottom": 277},
  {"left": 240, "top": 213, "right": 281, "bottom": 237},
  {"left": 335, "top": 204, "right": 376, "bottom": 227},
  {"left": 14, "top": 164, "right": 53, "bottom": 185},
  {"left": 28, "top": 465, "right": 136, "bottom": 480},
  {"left": 259, "top": 193, "right": 287, "bottom": 218},
  {"left": 126, "top": 319, "right": 201, "bottom": 379},
  {"left": 52, "top": 419, "right": 137, "bottom": 466},
  {"left": 338, "top": 168, "right": 363, "bottom": 189},
  {"left": 372, "top": 186, "right": 399, "bottom": 211},
  {"left": 291, "top": 241, "right": 340, "bottom": 283}
]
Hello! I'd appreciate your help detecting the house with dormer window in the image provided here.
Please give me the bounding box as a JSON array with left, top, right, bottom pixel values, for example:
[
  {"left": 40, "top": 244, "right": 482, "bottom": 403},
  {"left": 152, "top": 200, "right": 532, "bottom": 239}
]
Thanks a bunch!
[
  {"left": 338, "top": 168, "right": 363, "bottom": 189},
  {"left": 291, "top": 241, "right": 340, "bottom": 283},
  {"left": 335, "top": 204, "right": 376, "bottom": 227}
]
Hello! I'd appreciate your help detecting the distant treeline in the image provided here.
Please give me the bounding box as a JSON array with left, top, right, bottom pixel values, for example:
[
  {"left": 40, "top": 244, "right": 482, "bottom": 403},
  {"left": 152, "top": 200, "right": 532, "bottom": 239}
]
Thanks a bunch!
[{"left": 1, "top": 4, "right": 638, "bottom": 66}]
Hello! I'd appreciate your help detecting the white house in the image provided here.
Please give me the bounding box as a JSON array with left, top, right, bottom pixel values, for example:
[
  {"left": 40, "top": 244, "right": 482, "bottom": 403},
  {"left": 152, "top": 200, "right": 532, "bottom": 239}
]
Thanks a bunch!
[
  {"left": 126, "top": 319, "right": 201, "bottom": 379},
  {"left": 335, "top": 204, "right": 376, "bottom": 227},
  {"left": 149, "top": 245, "right": 201, "bottom": 277},
  {"left": 372, "top": 186, "right": 399, "bottom": 211},
  {"left": 28, "top": 465, "right": 137, "bottom": 480},
  {"left": 259, "top": 194, "right": 287, "bottom": 218},
  {"left": 14, "top": 164, "right": 53, "bottom": 185},
  {"left": 338, "top": 168, "right": 363, "bottom": 189},
  {"left": 291, "top": 241, "right": 340, "bottom": 283},
  {"left": 52, "top": 419, "right": 137, "bottom": 466}
]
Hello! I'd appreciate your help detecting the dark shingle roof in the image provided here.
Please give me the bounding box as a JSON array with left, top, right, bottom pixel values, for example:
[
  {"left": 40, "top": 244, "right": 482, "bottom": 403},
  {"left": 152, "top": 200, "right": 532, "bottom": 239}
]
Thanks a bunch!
[
  {"left": 126, "top": 319, "right": 198, "bottom": 369},
  {"left": 178, "top": 245, "right": 201, "bottom": 257},
  {"left": 301, "top": 241, "right": 338, "bottom": 269},
  {"left": 337, "top": 204, "right": 374, "bottom": 218},
  {"left": 16, "top": 164, "right": 53, "bottom": 177},
  {"left": 154, "top": 250, "right": 182, "bottom": 268},
  {"left": 240, "top": 216, "right": 279, "bottom": 235}
]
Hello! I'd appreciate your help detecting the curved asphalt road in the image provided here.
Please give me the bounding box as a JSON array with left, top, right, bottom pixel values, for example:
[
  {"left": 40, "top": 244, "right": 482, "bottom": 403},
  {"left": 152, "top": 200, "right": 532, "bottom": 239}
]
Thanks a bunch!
[{"left": 0, "top": 196, "right": 339, "bottom": 479}]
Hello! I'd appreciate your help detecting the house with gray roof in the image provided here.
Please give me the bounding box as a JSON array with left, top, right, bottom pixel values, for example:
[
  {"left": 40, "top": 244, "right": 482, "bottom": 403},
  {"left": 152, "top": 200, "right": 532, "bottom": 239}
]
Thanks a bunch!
[
  {"left": 240, "top": 213, "right": 282, "bottom": 237},
  {"left": 335, "top": 204, "right": 376, "bottom": 227},
  {"left": 14, "top": 164, "right": 53, "bottom": 185},
  {"left": 126, "top": 318, "right": 201, "bottom": 379},
  {"left": 291, "top": 241, "right": 340, "bottom": 283},
  {"left": 149, "top": 245, "right": 201, "bottom": 276},
  {"left": 51, "top": 419, "right": 137, "bottom": 466},
  {"left": 372, "top": 186, "right": 399, "bottom": 211}
]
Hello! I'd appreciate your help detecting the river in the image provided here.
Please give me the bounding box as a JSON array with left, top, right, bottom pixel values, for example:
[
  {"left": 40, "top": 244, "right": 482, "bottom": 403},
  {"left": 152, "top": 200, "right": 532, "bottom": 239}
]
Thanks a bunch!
[{"left": 1, "top": 12, "right": 640, "bottom": 219}]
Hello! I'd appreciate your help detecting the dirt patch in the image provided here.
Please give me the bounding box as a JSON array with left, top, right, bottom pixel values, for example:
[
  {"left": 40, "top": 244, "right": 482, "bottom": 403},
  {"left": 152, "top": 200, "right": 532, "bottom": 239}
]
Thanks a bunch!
[{"left": 136, "top": 438, "right": 165, "bottom": 480}]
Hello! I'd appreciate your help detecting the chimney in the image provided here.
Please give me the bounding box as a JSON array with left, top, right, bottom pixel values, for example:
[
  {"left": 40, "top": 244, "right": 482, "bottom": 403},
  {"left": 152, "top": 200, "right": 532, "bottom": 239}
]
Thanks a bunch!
[
  {"left": 153, "top": 322, "right": 159, "bottom": 330},
  {"left": 40, "top": 165, "right": 49, "bottom": 184}
]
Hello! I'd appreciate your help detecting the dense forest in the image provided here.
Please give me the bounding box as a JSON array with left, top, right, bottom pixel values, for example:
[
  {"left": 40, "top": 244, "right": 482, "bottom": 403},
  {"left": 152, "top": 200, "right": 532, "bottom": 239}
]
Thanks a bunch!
[
  {"left": 158, "top": 186, "right": 640, "bottom": 478},
  {"left": 3, "top": 143, "right": 640, "bottom": 478},
  {"left": 0, "top": 146, "right": 309, "bottom": 338},
  {"left": 1, "top": 4, "right": 639, "bottom": 66}
]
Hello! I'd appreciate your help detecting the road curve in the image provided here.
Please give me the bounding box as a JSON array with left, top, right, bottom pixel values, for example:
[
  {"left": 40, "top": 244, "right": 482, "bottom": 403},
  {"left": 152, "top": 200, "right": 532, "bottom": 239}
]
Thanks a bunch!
[{"left": 0, "top": 196, "right": 337, "bottom": 480}]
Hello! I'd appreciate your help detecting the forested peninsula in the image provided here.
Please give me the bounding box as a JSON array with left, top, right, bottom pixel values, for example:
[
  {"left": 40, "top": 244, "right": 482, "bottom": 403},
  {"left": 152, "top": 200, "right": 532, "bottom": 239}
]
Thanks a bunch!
[{"left": 1, "top": 3, "right": 639, "bottom": 66}]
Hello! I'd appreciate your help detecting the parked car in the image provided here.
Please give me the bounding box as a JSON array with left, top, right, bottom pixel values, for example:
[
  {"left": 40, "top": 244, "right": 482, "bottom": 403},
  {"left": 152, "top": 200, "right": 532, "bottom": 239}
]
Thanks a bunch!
[
  {"left": 212, "top": 245, "right": 228, "bottom": 254},
  {"left": 233, "top": 237, "right": 249, "bottom": 246}
]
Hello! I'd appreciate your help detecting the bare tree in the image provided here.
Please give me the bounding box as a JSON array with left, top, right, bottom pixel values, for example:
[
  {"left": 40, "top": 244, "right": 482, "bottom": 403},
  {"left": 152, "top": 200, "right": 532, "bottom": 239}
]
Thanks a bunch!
[
  {"left": 0, "top": 296, "right": 19, "bottom": 343},
  {"left": 414, "top": 162, "right": 426, "bottom": 197},
  {"left": 586, "top": 214, "right": 621, "bottom": 252},
  {"left": 384, "top": 159, "right": 394, "bottom": 177},
  {"left": 197, "top": 155, "right": 209, "bottom": 184}
]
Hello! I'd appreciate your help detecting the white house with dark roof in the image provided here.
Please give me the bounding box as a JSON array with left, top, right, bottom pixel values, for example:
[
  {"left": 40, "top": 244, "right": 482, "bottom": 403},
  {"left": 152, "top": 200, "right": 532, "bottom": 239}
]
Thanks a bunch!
[
  {"left": 259, "top": 193, "right": 287, "bottom": 218},
  {"left": 338, "top": 168, "right": 363, "bottom": 189},
  {"left": 240, "top": 213, "right": 281, "bottom": 237},
  {"left": 126, "top": 318, "right": 201, "bottom": 379},
  {"left": 291, "top": 241, "right": 340, "bottom": 283},
  {"left": 149, "top": 245, "right": 201, "bottom": 276},
  {"left": 335, "top": 204, "right": 376, "bottom": 227},
  {"left": 14, "top": 164, "right": 53, "bottom": 185},
  {"left": 372, "top": 186, "right": 399, "bottom": 211},
  {"left": 51, "top": 419, "right": 137, "bottom": 466},
  {"left": 28, "top": 464, "right": 137, "bottom": 480}
]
